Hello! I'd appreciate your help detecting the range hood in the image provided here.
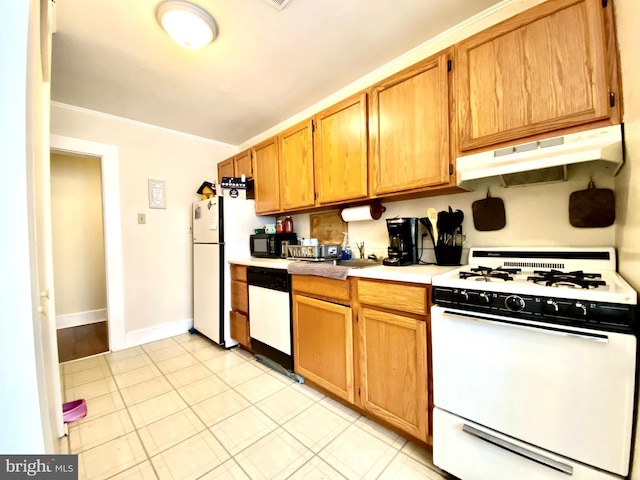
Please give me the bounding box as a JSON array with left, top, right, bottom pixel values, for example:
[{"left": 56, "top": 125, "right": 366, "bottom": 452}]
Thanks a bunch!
[{"left": 456, "top": 125, "right": 623, "bottom": 188}]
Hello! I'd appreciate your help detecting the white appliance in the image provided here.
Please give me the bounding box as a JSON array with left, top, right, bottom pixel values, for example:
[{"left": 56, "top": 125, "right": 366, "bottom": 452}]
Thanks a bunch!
[
  {"left": 431, "top": 247, "right": 637, "bottom": 480},
  {"left": 456, "top": 124, "right": 623, "bottom": 188},
  {"left": 247, "top": 266, "right": 293, "bottom": 371},
  {"left": 192, "top": 197, "right": 272, "bottom": 346}
]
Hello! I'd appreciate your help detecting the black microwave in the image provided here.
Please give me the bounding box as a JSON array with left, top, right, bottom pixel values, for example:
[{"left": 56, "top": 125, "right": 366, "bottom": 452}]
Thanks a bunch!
[{"left": 250, "top": 233, "right": 298, "bottom": 258}]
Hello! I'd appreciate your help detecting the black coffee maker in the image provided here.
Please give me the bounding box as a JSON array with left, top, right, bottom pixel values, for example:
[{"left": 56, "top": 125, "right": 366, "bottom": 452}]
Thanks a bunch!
[{"left": 383, "top": 217, "right": 419, "bottom": 266}]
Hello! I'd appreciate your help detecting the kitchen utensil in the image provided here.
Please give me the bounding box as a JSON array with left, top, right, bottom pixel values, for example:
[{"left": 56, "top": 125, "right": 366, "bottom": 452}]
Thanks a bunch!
[
  {"left": 436, "top": 206, "right": 465, "bottom": 246},
  {"left": 427, "top": 208, "right": 439, "bottom": 244},
  {"left": 419, "top": 217, "right": 436, "bottom": 247},
  {"left": 569, "top": 179, "right": 615, "bottom": 228},
  {"left": 472, "top": 190, "right": 506, "bottom": 231},
  {"left": 310, "top": 210, "right": 347, "bottom": 245}
]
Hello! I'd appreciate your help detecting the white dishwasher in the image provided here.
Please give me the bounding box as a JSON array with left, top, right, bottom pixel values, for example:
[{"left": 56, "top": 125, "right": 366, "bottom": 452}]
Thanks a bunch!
[{"left": 247, "top": 266, "right": 293, "bottom": 371}]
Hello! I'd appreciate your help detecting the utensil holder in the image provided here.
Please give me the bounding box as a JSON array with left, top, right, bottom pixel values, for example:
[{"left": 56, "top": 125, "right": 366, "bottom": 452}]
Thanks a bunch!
[{"left": 435, "top": 245, "right": 462, "bottom": 266}]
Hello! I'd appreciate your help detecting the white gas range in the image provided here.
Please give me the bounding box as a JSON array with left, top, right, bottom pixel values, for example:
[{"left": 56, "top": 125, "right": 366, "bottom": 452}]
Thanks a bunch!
[{"left": 430, "top": 247, "right": 637, "bottom": 480}]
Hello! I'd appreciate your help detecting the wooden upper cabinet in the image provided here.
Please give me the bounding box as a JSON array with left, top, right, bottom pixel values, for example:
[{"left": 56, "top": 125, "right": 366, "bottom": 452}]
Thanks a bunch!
[
  {"left": 279, "top": 119, "right": 315, "bottom": 211},
  {"left": 217, "top": 149, "right": 253, "bottom": 183},
  {"left": 456, "top": 0, "right": 614, "bottom": 151},
  {"left": 369, "top": 50, "right": 452, "bottom": 196},
  {"left": 314, "top": 93, "right": 368, "bottom": 204},
  {"left": 253, "top": 137, "right": 280, "bottom": 214},
  {"left": 234, "top": 149, "right": 253, "bottom": 179},
  {"left": 217, "top": 158, "right": 234, "bottom": 182}
]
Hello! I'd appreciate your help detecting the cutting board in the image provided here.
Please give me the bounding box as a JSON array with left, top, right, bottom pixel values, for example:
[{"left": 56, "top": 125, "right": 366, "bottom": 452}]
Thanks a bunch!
[
  {"left": 310, "top": 210, "right": 347, "bottom": 245},
  {"left": 472, "top": 192, "right": 506, "bottom": 231},
  {"left": 569, "top": 180, "right": 615, "bottom": 228}
]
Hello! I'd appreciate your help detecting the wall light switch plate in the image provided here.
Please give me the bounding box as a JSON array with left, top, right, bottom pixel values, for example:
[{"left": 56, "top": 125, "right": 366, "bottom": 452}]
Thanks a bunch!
[{"left": 137, "top": 213, "right": 146, "bottom": 224}]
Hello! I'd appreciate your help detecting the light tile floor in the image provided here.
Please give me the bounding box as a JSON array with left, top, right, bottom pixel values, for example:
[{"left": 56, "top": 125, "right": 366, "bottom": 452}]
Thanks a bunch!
[{"left": 59, "top": 333, "right": 451, "bottom": 480}]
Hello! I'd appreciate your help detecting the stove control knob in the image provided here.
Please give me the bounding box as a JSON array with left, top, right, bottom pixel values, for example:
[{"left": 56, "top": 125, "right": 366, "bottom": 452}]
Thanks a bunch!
[
  {"left": 476, "top": 293, "right": 492, "bottom": 306},
  {"left": 543, "top": 299, "right": 559, "bottom": 314},
  {"left": 457, "top": 290, "right": 470, "bottom": 302},
  {"left": 505, "top": 295, "right": 525, "bottom": 312},
  {"left": 570, "top": 301, "right": 588, "bottom": 318}
]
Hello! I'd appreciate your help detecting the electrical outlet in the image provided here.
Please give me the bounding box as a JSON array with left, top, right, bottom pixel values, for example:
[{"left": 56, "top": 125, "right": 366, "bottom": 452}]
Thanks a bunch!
[{"left": 137, "top": 213, "right": 146, "bottom": 224}]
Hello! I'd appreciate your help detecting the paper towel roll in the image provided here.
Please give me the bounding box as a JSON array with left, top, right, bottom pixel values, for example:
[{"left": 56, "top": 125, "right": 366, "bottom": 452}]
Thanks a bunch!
[{"left": 340, "top": 202, "right": 386, "bottom": 222}]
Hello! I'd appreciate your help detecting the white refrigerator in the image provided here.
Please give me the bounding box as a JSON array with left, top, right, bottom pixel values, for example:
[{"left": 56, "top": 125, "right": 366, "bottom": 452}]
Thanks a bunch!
[{"left": 192, "top": 196, "right": 272, "bottom": 347}]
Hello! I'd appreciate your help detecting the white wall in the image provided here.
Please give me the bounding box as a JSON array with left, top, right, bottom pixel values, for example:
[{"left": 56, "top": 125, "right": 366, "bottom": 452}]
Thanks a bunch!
[
  {"left": 51, "top": 152, "right": 107, "bottom": 317},
  {"left": 51, "top": 104, "right": 237, "bottom": 335}
]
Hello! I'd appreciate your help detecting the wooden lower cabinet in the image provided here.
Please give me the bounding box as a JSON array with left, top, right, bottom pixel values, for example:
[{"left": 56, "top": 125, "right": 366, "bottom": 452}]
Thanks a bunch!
[
  {"left": 292, "top": 294, "right": 354, "bottom": 403},
  {"left": 229, "top": 265, "right": 251, "bottom": 350},
  {"left": 290, "top": 274, "right": 431, "bottom": 443},
  {"left": 230, "top": 310, "right": 250, "bottom": 348},
  {"left": 358, "top": 307, "right": 428, "bottom": 441}
]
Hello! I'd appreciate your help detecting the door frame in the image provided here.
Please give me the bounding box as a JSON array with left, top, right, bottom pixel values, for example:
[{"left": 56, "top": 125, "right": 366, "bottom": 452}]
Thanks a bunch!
[{"left": 50, "top": 135, "right": 126, "bottom": 350}]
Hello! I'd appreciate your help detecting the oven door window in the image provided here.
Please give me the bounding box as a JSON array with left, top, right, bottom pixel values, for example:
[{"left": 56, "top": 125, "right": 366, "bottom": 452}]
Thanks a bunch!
[{"left": 431, "top": 306, "right": 636, "bottom": 477}]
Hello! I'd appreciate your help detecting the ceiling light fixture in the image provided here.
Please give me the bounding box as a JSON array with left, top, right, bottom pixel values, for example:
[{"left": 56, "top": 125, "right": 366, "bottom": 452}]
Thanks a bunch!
[{"left": 156, "top": 0, "right": 218, "bottom": 50}]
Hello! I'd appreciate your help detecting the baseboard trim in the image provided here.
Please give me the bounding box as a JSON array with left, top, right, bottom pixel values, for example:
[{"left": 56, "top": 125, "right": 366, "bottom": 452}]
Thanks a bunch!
[
  {"left": 56, "top": 309, "right": 107, "bottom": 330},
  {"left": 115, "top": 319, "right": 193, "bottom": 351}
]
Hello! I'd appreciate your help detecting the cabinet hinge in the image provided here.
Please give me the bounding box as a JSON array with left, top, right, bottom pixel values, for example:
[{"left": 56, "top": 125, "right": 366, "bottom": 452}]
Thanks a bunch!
[
  {"left": 311, "top": 120, "right": 315, "bottom": 132},
  {"left": 449, "top": 164, "right": 454, "bottom": 175},
  {"left": 447, "top": 60, "right": 452, "bottom": 72},
  {"left": 602, "top": 0, "right": 608, "bottom": 7},
  {"left": 358, "top": 388, "right": 361, "bottom": 397},
  {"left": 610, "top": 92, "right": 615, "bottom": 108}
]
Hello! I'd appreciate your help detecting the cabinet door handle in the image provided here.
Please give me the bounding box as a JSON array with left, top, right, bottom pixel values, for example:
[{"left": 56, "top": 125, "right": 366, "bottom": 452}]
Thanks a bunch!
[{"left": 462, "top": 424, "right": 573, "bottom": 475}]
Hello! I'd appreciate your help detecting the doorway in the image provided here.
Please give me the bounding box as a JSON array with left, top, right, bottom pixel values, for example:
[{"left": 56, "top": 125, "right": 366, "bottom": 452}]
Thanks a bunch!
[
  {"left": 50, "top": 134, "right": 126, "bottom": 355},
  {"left": 51, "top": 152, "right": 109, "bottom": 361}
]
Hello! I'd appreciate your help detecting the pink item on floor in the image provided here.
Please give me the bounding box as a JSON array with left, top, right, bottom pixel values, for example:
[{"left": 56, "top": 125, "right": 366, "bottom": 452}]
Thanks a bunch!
[{"left": 62, "top": 399, "right": 87, "bottom": 424}]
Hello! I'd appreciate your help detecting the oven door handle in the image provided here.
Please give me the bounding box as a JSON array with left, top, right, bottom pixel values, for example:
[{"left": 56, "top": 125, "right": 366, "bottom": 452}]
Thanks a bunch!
[
  {"left": 462, "top": 424, "right": 574, "bottom": 476},
  {"left": 443, "top": 310, "right": 609, "bottom": 343}
]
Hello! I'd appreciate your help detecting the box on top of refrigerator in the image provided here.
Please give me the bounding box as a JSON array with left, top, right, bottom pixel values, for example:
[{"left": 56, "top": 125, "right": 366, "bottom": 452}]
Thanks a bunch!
[{"left": 219, "top": 177, "right": 254, "bottom": 200}]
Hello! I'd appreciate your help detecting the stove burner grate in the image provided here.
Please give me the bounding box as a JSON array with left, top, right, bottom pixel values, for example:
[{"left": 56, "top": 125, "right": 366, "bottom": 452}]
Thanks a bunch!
[
  {"left": 527, "top": 269, "right": 606, "bottom": 289},
  {"left": 459, "top": 266, "right": 520, "bottom": 282}
]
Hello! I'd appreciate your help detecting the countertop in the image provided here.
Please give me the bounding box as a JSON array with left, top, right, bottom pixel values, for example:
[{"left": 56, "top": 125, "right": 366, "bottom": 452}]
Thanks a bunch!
[{"left": 228, "top": 257, "right": 459, "bottom": 285}]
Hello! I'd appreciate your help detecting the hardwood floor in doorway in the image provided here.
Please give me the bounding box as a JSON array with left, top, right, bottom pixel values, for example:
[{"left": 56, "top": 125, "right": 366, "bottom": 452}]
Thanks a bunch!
[{"left": 57, "top": 321, "right": 109, "bottom": 362}]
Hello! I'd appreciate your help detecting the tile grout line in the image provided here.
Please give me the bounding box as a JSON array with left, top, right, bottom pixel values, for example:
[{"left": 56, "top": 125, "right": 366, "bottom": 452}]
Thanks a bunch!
[
  {"left": 100, "top": 344, "right": 158, "bottom": 480},
  {"left": 64, "top": 334, "right": 443, "bottom": 479}
]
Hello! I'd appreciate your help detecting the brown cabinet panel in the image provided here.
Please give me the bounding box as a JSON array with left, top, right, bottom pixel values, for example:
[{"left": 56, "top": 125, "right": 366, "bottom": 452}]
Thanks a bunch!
[
  {"left": 230, "top": 264, "right": 247, "bottom": 283},
  {"left": 369, "top": 51, "right": 451, "bottom": 195},
  {"left": 217, "top": 158, "right": 234, "bottom": 182},
  {"left": 457, "top": 0, "right": 611, "bottom": 151},
  {"left": 234, "top": 149, "right": 253, "bottom": 179},
  {"left": 292, "top": 276, "right": 350, "bottom": 303},
  {"left": 293, "top": 294, "right": 354, "bottom": 402},
  {"left": 231, "top": 279, "right": 248, "bottom": 313},
  {"left": 279, "top": 120, "right": 315, "bottom": 210},
  {"left": 253, "top": 137, "right": 280, "bottom": 214},
  {"left": 359, "top": 307, "right": 428, "bottom": 440},
  {"left": 357, "top": 279, "right": 428, "bottom": 316},
  {"left": 230, "top": 310, "right": 250, "bottom": 349},
  {"left": 314, "top": 93, "right": 368, "bottom": 204}
]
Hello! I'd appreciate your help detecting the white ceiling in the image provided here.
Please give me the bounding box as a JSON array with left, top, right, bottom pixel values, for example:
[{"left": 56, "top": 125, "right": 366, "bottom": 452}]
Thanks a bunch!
[{"left": 51, "top": 0, "right": 501, "bottom": 145}]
